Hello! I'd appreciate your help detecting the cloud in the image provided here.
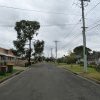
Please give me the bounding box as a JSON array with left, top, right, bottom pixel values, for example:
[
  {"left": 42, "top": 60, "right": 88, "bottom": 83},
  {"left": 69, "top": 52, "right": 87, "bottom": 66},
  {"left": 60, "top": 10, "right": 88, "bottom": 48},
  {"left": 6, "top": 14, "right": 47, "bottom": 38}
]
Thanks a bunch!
[{"left": 0, "top": 0, "right": 100, "bottom": 57}]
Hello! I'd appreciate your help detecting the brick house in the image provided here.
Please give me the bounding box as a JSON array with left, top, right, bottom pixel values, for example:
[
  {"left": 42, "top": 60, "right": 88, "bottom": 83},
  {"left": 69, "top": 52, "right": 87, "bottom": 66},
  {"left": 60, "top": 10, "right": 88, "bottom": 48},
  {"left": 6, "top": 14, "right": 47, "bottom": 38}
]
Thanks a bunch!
[{"left": 0, "top": 47, "right": 16, "bottom": 65}]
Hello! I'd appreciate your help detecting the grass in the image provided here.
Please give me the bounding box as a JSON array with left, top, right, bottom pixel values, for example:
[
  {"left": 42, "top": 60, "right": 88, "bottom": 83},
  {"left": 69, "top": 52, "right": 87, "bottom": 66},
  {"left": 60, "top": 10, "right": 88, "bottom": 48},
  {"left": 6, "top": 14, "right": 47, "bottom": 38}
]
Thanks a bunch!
[
  {"left": 57, "top": 63, "right": 100, "bottom": 82},
  {"left": 0, "top": 68, "right": 21, "bottom": 81}
]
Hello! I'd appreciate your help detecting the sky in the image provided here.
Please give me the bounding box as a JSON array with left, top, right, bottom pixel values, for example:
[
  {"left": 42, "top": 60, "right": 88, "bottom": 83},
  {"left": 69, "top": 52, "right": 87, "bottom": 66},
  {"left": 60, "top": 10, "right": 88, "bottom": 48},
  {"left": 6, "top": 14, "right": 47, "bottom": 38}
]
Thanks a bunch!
[{"left": 0, "top": 0, "right": 100, "bottom": 58}]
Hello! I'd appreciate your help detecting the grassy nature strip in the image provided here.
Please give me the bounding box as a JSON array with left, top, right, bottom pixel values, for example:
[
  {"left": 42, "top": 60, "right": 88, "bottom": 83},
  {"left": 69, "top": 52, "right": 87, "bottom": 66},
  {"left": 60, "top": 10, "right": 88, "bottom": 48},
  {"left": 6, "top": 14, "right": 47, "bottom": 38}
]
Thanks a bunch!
[
  {"left": 0, "top": 69, "right": 20, "bottom": 81},
  {"left": 58, "top": 63, "right": 100, "bottom": 81}
]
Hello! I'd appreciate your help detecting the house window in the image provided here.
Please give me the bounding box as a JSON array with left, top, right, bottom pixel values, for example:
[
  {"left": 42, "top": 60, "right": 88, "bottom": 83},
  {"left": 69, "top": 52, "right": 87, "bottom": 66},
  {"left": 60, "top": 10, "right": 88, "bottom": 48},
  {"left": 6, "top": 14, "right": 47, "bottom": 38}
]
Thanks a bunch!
[
  {"left": 4, "top": 50, "right": 8, "bottom": 54},
  {"left": 1, "top": 56, "right": 5, "bottom": 60}
]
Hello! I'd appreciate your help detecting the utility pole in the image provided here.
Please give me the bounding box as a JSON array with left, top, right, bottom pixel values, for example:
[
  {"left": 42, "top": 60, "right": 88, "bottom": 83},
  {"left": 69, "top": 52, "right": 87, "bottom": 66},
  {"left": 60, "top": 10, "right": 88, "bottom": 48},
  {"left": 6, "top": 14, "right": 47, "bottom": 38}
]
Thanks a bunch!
[
  {"left": 54, "top": 41, "right": 59, "bottom": 61},
  {"left": 80, "top": 0, "right": 90, "bottom": 72}
]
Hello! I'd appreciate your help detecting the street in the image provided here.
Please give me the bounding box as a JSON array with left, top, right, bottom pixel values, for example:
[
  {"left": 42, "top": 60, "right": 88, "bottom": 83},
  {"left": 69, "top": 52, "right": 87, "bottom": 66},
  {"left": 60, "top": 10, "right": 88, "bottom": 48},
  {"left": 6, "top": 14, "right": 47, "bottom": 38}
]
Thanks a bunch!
[{"left": 0, "top": 63, "right": 100, "bottom": 100}]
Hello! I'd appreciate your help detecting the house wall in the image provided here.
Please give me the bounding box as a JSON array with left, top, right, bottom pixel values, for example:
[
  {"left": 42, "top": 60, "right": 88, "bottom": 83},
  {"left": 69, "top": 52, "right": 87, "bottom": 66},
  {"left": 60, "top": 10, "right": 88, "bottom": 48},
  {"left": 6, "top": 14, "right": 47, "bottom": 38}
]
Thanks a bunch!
[
  {"left": 0, "top": 47, "right": 27, "bottom": 67},
  {"left": 0, "top": 47, "right": 15, "bottom": 66}
]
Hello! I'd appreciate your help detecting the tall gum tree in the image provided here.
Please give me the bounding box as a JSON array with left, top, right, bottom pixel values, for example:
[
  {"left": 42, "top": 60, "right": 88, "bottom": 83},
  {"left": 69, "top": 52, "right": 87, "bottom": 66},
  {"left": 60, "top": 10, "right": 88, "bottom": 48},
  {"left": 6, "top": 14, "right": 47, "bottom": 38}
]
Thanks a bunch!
[
  {"left": 14, "top": 20, "right": 40, "bottom": 65},
  {"left": 33, "top": 40, "right": 44, "bottom": 62}
]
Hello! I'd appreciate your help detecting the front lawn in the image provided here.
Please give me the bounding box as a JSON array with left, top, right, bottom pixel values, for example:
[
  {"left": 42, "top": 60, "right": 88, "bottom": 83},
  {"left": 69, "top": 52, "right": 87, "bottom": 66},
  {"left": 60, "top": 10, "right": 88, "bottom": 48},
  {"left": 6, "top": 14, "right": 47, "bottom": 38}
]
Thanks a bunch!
[
  {"left": 0, "top": 66, "right": 26, "bottom": 80},
  {"left": 0, "top": 69, "right": 18, "bottom": 80}
]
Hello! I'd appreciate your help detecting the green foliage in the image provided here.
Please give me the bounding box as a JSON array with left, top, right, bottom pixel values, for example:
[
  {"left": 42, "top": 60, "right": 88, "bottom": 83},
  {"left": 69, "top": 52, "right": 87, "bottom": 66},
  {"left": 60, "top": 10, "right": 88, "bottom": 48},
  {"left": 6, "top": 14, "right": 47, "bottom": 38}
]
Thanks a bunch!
[
  {"left": 66, "top": 53, "right": 77, "bottom": 64},
  {"left": 96, "top": 65, "right": 100, "bottom": 72},
  {"left": 79, "top": 61, "right": 84, "bottom": 66},
  {"left": 57, "top": 52, "right": 77, "bottom": 64},
  {"left": 33, "top": 40, "right": 44, "bottom": 62},
  {"left": 13, "top": 20, "right": 40, "bottom": 59},
  {"left": 66, "top": 56, "right": 77, "bottom": 64},
  {"left": 45, "top": 57, "right": 55, "bottom": 62},
  {"left": 13, "top": 39, "right": 26, "bottom": 56},
  {"left": 10, "top": 48, "right": 20, "bottom": 56},
  {"left": 15, "top": 20, "right": 40, "bottom": 40},
  {"left": 58, "top": 64, "right": 100, "bottom": 81},
  {"left": 73, "top": 45, "right": 91, "bottom": 58},
  {"left": 25, "top": 48, "right": 33, "bottom": 60},
  {"left": 57, "top": 57, "right": 67, "bottom": 63},
  {"left": 34, "top": 40, "right": 44, "bottom": 56}
]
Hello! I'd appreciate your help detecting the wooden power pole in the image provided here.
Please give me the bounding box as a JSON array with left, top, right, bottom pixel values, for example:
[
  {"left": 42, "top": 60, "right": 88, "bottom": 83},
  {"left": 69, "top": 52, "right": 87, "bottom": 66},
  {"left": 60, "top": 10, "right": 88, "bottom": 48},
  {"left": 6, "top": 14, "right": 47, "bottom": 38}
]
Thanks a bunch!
[{"left": 80, "top": 0, "right": 90, "bottom": 72}]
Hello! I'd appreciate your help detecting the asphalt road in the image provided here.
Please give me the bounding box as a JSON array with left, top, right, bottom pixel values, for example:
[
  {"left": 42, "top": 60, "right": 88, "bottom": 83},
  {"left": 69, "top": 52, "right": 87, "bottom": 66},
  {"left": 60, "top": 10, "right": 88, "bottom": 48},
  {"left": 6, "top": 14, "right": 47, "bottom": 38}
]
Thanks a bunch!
[{"left": 0, "top": 63, "right": 100, "bottom": 100}]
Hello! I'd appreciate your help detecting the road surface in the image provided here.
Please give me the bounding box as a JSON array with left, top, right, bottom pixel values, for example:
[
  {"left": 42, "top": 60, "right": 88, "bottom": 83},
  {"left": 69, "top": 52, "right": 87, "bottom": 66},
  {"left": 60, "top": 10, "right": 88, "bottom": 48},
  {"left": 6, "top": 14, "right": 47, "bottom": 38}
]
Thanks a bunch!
[{"left": 0, "top": 63, "right": 100, "bottom": 100}]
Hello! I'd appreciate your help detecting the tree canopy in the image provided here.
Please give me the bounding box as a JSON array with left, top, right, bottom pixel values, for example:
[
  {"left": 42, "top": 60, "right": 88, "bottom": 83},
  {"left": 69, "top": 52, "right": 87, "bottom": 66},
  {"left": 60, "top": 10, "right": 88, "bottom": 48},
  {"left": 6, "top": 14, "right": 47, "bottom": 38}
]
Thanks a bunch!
[
  {"left": 73, "top": 45, "right": 91, "bottom": 57},
  {"left": 15, "top": 20, "right": 40, "bottom": 41},
  {"left": 33, "top": 40, "right": 45, "bottom": 62},
  {"left": 13, "top": 20, "right": 40, "bottom": 64},
  {"left": 33, "top": 40, "right": 44, "bottom": 57}
]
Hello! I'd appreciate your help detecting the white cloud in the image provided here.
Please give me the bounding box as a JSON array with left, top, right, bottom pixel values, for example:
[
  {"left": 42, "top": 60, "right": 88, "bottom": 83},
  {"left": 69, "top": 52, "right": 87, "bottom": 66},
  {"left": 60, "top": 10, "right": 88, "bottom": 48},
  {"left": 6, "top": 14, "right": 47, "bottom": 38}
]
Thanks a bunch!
[{"left": 0, "top": 0, "right": 100, "bottom": 57}]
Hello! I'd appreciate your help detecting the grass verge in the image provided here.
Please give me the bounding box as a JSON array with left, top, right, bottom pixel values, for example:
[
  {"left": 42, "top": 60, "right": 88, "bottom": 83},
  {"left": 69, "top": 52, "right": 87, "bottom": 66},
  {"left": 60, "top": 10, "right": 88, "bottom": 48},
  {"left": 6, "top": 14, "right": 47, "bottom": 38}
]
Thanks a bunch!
[
  {"left": 57, "top": 63, "right": 100, "bottom": 82},
  {"left": 0, "top": 67, "right": 25, "bottom": 81}
]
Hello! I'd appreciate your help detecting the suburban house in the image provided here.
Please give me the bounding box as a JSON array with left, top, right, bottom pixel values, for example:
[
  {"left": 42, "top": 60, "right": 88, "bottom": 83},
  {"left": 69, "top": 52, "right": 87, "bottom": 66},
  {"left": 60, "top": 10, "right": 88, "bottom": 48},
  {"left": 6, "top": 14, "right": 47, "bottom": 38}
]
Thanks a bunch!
[
  {"left": 76, "top": 51, "right": 100, "bottom": 65},
  {"left": 88, "top": 51, "right": 100, "bottom": 65},
  {"left": 0, "top": 47, "right": 16, "bottom": 66}
]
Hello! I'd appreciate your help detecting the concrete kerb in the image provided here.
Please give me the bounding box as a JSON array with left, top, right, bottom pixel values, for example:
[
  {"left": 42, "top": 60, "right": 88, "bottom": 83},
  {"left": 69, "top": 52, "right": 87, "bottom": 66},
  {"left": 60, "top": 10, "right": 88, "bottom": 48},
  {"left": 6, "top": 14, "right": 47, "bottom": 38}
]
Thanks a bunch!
[
  {"left": 59, "top": 65, "right": 100, "bottom": 86},
  {"left": 0, "top": 67, "right": 30, "bottom": 84}
]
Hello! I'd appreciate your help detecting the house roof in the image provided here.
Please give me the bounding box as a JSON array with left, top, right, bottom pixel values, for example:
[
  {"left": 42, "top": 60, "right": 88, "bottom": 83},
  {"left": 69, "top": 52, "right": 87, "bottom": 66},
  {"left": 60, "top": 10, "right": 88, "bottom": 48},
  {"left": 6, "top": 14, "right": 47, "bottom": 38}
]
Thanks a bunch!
[{"left": 0, "top": 47, "right": 15, "bottom": 57}]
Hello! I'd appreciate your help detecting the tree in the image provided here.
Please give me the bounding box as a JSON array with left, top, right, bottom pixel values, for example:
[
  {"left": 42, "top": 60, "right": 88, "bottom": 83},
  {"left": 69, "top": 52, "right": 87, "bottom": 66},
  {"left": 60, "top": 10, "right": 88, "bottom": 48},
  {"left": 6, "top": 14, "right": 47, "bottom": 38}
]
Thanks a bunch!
[
  {"left": 10, "top": 48, "right": 20, "bottom": 57},
  {"left": 13, "top": 20, "right": 40, "bottom": 65},
  {"left": 73, "top": 45, "right": 91, "bottom": 58},
  {"left": 13, "top": 39, "right": 26, "bottom": 57},
  {"left": 33, "top": 40, "right": 44, "bottom": 62},
  {"left": 66, "top": 52, "right": 77, "bottom": 64}
]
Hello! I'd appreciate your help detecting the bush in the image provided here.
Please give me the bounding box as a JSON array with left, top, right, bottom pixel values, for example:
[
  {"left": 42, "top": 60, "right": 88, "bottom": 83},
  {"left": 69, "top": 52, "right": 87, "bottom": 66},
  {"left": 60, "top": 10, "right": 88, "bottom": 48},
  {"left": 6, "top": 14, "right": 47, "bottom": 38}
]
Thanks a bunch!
[
  {"left": 7, "top": 64, "right": 13, "bottom": 73},
  {"left": 88, "top": 65, "right": 95, "bottom": 68},
  {"left": 96, "top": 65, "right": 100, "bottom": 72},
  {"left": 77, "top": 61, "right": 84, "bottom": 66},
  {"left": 0, "top": 66, "right": 7, "bottom": 75},
  {"left": 66, "top": 57, "right": 77, "bottom": 64}
]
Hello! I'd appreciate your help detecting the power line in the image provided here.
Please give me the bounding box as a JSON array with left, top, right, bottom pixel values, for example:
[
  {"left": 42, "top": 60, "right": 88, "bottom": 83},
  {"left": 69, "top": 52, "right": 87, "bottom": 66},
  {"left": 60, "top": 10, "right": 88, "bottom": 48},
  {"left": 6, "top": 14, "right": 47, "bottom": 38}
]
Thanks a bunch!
[
  {"left": 86, "top": 17, "right": 100, "bottom": 32},
  {"left": 0, "top": 24, "right": 14, "bottom": 27},
  {"left": 61, "top": 32, "right": 82, "bottom": 50},
  {"left": 0, "top": 23, "right": 81, "bottom": 28},
  {"left": 89, "top": 19, "right": 100, "bottom": 27},
  {"left": 87, "top": 23, "right": 100, "bottom": 31},
  {"left": 41, "top": 23, "right": 78, "bottom": 27},
  {"left": 83, "top": 17, "right": 100, "bottom": 32},
  {"left": 63, "top": 19, "right": 81, "bottom": 39},
  {"left": 60, "top": 34, "right": 82, "bottom": 55},
  {"left": 66, "top": 39, "right": 82, "bottom": 51},
  {"left": 85, "top": 1, "right": 100, "bottom": 16},
  {"left": 0, "top": 5, "right": 81, "bottom": 16},
  {"left": 59, "top": 29, "right": 82, "bottom": 50},
  {"left": 79, "top": 0, "right": 100, "bottom": 33}
]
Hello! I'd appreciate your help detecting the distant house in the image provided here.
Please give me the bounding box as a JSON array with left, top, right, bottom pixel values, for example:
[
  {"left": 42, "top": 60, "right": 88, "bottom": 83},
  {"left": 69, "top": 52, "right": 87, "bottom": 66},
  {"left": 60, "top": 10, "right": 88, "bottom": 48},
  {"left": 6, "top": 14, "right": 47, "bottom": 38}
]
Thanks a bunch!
[
  {"left": 87, "top": 51, "right": 100, "bottom": 65},
  {"left": 0, "top": 47, "right": 16, "bottom": 65},
  {"left": 75, "top": 51, "right": 100, "bottom": 65},
  {"left": 76, "top": 55, "right": 84, "bottom": 64}
]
